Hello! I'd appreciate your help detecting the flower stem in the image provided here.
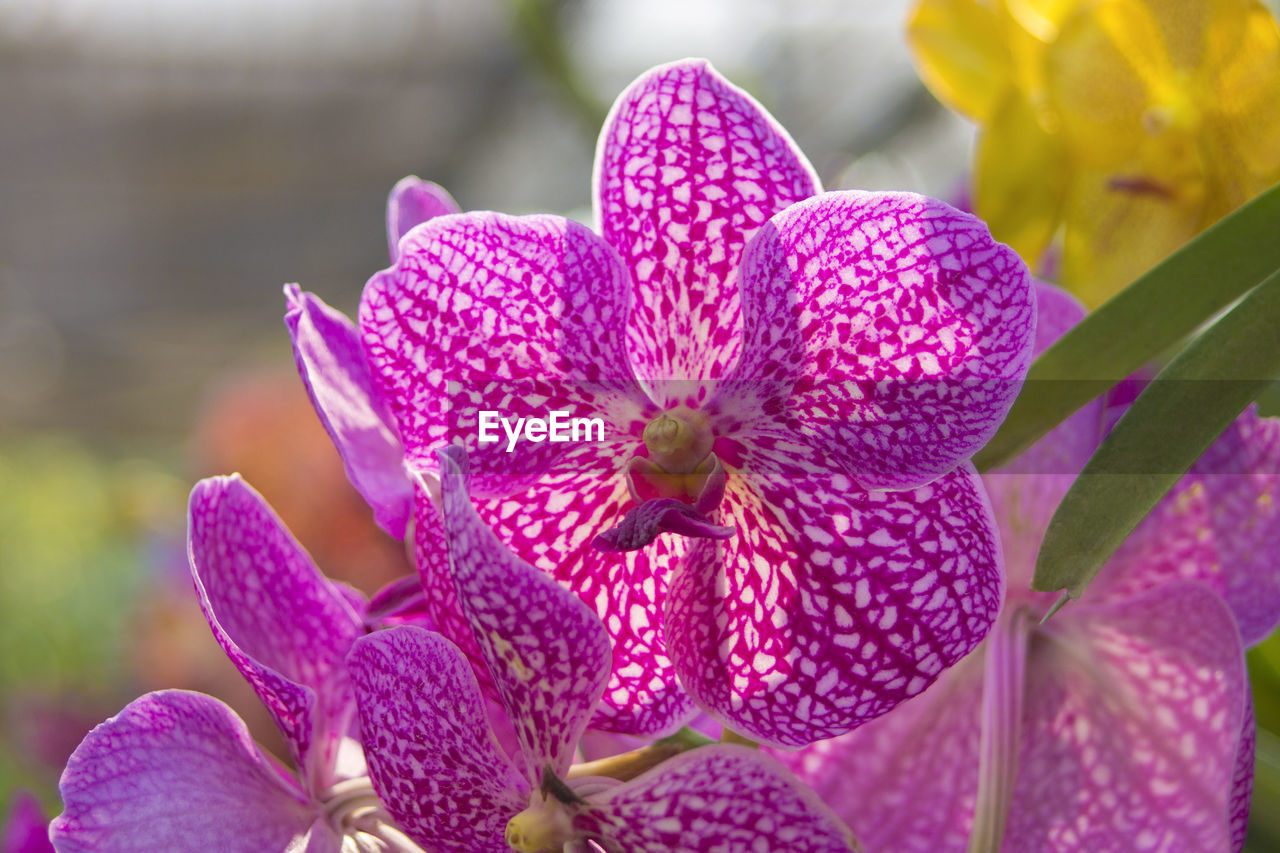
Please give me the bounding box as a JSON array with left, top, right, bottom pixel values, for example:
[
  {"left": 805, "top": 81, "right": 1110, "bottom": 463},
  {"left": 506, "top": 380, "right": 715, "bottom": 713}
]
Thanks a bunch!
[{"left": 968, "top": 609, "right": 1031, "bottom": 853}]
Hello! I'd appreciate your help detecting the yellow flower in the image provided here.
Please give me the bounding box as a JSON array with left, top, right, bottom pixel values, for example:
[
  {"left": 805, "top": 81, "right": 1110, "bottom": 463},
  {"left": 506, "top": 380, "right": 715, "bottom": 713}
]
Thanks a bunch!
[{"left": 909, "top": 0, "right": 1280, "bottom": 306}]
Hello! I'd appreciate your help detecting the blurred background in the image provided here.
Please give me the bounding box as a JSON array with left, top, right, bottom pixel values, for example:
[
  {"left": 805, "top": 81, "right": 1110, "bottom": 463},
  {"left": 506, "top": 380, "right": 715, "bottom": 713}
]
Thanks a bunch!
[{"left": 2, "top": 0, "right": 1279, "bottom": 846}]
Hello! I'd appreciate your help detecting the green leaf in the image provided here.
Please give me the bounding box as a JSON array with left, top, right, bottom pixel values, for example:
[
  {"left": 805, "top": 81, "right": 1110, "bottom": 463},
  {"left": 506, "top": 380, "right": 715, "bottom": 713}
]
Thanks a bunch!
[
  {"left": 976, "top": 181, "right": 1280, "bottom": 471},
  {"left": 1032, "top": 267, "right": 1280, "bottom": 596}
]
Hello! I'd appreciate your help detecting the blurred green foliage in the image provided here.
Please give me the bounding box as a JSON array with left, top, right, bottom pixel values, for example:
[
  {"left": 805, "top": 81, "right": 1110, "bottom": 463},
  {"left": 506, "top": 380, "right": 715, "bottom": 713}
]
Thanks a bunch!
[{"left": 0, "top": 436, "right": 181, "bottom": 806}]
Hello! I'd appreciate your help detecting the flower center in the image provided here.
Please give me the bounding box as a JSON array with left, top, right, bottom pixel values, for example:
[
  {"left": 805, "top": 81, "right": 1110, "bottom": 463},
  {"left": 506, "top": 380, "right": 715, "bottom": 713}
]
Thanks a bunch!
[
  {"left": 642, "top": 409, "right": 714, "bottom": 474},
  {"left": 505, "top": 795, "right": 577, "bottom": 852}
]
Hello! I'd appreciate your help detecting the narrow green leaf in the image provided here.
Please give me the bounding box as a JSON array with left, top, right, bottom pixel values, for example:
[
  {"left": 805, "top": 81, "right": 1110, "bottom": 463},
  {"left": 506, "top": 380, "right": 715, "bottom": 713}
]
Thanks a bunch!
[
  {"left": 976, "top": 181, "right": 1280, "bottom": 471},
  {"left": 1032, "top": 268, "right": 1280, "bottom": 596}
]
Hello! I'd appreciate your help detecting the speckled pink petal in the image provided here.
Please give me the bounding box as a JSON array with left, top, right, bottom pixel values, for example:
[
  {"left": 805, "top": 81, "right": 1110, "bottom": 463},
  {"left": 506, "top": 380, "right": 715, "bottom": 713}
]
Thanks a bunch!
[
  {"left": 594, "top": 58, "right": 820, "bottom": 386},
  {"left": 666, "top": 433, "right": 1003, "bottom": 746},
  {"left": 359, "top": 211, "right": 650, "bottom": 496},
  {"left": 346, "top": 626, "right": 526, "bottom": 853},
  {"left": 1230, "top": 694, "right": 1255, "bottom": 853},
  {"left": 775, "top": 651, "right": 986, "bottom": 852},
  {"left": 3, "top": 791, "right": 54, "bottom": 853},
  {"left": 573, "top": 745, "right": 857, "bottom": 852},
  {"left": 285, "top": 284, "right": 412, "bottom": 538},
  {"left": 1009, "top": 582, "right": 1247, "bottom": 851},
  {"left": 472, "top": 455, "right": 697, "bottom": 736},
  {"left": 50, "top": 691, "right": 322, "bottom": 853},
  {"left": 1088, "top": 407, "right": 1280, "bottom": 644},
  {"left": 187, "top": 476, "right": 365, "bottom": 770},
  {"left": 716, "top": 191, "right": 1034, "bottom": 491},
  {"left": 386, "top": 176, "right": 460, "bottom": 259},
  {"left": 983, "top": 281, "right": 1104, "bottom": 591},
  {"left": 438, "top": 447, "right": 612, "bottom": 780}
]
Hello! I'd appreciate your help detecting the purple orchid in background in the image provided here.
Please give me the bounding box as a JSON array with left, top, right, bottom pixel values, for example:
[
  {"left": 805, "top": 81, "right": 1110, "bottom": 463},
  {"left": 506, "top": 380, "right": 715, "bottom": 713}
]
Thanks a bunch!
[
  {"left": 347, "top": 446, "right": 858, "bottom": 852},
  {"left": 341, "top": 58, "right": 1036, "bottom": 746},
  {"left": 285, "top": 176, "right": 460, "bottom": 540},
  {"left": 3, "top": 792, "right": 54, "bottom": 853},
  {"left": 51, "top": 477, "right": 424, "bottom": 852},
  {"left": 778, "top": 283, "right": 1278, "bottom": 852}
]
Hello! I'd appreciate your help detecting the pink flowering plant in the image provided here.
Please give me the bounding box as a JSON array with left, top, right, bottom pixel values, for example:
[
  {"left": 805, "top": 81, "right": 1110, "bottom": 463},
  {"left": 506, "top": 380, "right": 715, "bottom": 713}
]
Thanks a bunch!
[{"left": 42, "top": 46, "right": 1280, "bottom": 853}]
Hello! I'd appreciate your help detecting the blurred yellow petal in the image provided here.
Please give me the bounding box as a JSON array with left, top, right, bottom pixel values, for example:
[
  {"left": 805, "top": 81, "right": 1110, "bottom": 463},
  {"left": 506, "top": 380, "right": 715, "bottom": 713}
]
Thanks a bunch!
[
  {"left": 908, "top": 0, "right": 1013, "bottom": 121},
  {"left": 1060, "top": 166, "right": 1203, "bottom": 306},
  {"left": 1044, "top": 0, "right": 1167, "bottom": 166},
  {"left": 1213, "top": 2, "right": 1280, "bottom": 180},
  {"left": 1151, "top": 0, "right": 1253, "bottom": 72},
  {"left": 974, "top": 90, "right": 1069, "bottom": 265}
]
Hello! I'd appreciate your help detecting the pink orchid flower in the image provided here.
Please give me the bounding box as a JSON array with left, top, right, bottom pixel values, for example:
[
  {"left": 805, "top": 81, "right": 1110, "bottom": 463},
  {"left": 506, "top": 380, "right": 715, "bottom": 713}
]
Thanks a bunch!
[
  {"left": 347, "top": 447, "right": 858, "bottom": 852},
  {"left": 778, "top": 283, "right": 1278, "bottom": 852},
  {"left": 291, "top": 60, "right": 1035, "bottom": 745},
  {"left": 51, "top": 477, "right": 425, "bottom": 852}
]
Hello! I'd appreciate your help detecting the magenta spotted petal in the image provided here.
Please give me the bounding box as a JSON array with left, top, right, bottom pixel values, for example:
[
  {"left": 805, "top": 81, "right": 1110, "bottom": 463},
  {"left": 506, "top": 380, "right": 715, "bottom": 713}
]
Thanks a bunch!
[
  {"left": 438, "top": 446, "right": 612, "bottom": 779},
  {"left": 573, "top": 746, "right": 856, "bottom": 852},
  {"left": 187, "top": 475, "right": 365, "bottom": 774},
  {"left": 717, "top": 191, "right": 1035, "bottom": 491},
  {"left": 595, "top": 58, "right": 820, "bottom": 386},
  {"left": 776, "top": 654, "right": 985, "bottom": 852},
  {"left": 1009, "top": 582, "right": 1247, "bottom": 851},
  {"left": 1089, "top": 407, "right": 1280, "bottom": 644},
  {"left": 667, "top": 436, "right": 1002, "bottom": 746},
  {"left": 285, "top": 284, "right": 412, "bottom": 538},
  {"left": 347, "top": 627, "right": 526, "bottom": 853},
  {"left": 51, "top": 691, "right": 326, "bottom": 853},
  {"left": 360, "top": 211, "right": 651, "bottom": 494},
  {"left": 386, "top": 176, "right": 460, "bottom": 259}
]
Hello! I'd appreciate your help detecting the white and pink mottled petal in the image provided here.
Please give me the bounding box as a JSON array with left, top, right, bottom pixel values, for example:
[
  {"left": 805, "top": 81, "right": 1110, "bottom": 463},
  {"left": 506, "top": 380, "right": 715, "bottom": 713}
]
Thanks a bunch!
[
  {"left": 474, "top": 448, "right": 697, "bottom": 737},
  {"left": 284, "top": 284, "right": 412, "bottom": 538},
  {"left": 715, "top": 191, "right": 1034, "bottom": 490},
  {"left": 1088, "top": 408, "right": 1280, "bottom": 644},
  {"left": 575, "top": 746, "right": 857, "bottom": 852},
  {"left": 438, "top": 447, "right": 612, "bottom": 780},
  {"left": 594, "top": 58, "right": 819, "bottom": 387},
  {"left": 50, "top": 691, "right": 323, "bottom": 853},
  {"left": 1009, "top": 582, "right": 1247, "bottom": 851},
  {"left": 346, "top": 627, "right": 525, "bottom": 853},
  {"left": 187, "top": 476, "right": 365, "bottom": 771},
  {"left": 666, "top": 435, "right": 1003, "bottom": 746},
  {"left": 386, "top": 176, "right": 460, "bottom": 259},
  {"left": 775, "top": 650, "right": 986, "bottom": 852},
  {"left": 359, "top": 211, "right": 650, "bottom": 496}
]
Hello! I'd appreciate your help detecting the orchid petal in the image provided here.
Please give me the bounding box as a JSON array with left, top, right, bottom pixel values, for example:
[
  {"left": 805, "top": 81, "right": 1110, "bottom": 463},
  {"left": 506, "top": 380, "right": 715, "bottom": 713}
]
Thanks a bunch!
[
  {"left": 347, "top": 626, "right": 525, "bottom": 853},
  {"left": 594, "top": 497, "right": 734, "bottom": 552},
  {"left": 594, "top": 58, "right": 820, "bottom": 387},
  {"left": 284, "top": 284, "right": 412, "bottom": 538},
  {"left": 775, "top": 651, "right": 986, "bottom": 852},
  {"left": 717, "top": 190, "right": 1035, "bottom": 491},
  {"left": 667, "top": 435, "right": 1003, "bottom": 746},
  {"left": 3, "top": 791, "right": 54, "bottom": 853},
  {"left": 359, "top": 212, "right": 650, "bottom": 496},
  {"left": 1087, "top": 407, "right": 1280, "bottom": 644},
  {"left": 467, "top": 446, "right": 697, "bottom": 736},
  {"left": 386, "top": 176, "right": 460, "bottom": 260},
  {"left": 187, "top": 476, "right": 365, "bottom": 771},
  {"left": 50, "top": 691, "right": 323, "bottom": 853},
  {"left": 438, "top": 446, "right": 612, "bottom": 780},
  {"left": 1009, "top": 581, "right": 1247, "bottom": 851},
  {"left": 574, "top": 745, "right": 856, "bottom": 852}
]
